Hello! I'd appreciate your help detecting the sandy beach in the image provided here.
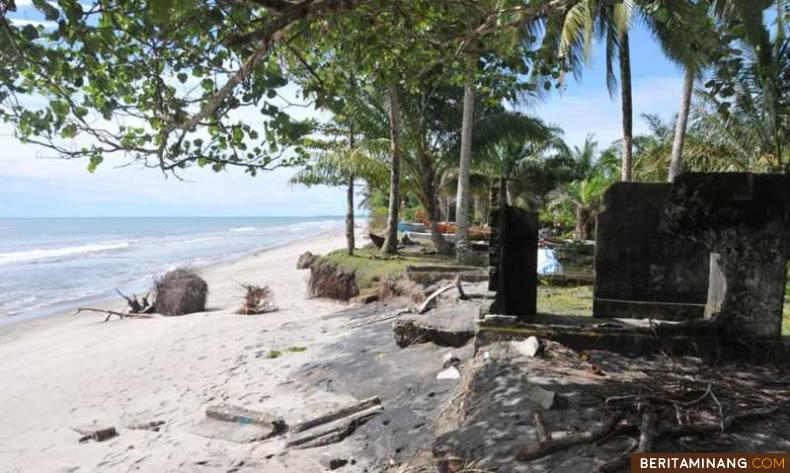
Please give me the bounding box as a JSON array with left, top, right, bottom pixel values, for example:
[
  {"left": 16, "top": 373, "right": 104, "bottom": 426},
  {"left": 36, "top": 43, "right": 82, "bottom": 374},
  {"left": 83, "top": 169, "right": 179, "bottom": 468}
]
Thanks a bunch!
[{"left": 0, "top": 229, "right": 453, "bottom": 472}]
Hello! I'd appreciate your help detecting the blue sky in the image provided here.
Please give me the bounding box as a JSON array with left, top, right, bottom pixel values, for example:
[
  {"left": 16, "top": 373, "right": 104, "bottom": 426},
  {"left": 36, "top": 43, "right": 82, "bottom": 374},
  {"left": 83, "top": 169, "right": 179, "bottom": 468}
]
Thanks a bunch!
[{"left": 0, "top": 12, "right": 684, "bottom": 218}]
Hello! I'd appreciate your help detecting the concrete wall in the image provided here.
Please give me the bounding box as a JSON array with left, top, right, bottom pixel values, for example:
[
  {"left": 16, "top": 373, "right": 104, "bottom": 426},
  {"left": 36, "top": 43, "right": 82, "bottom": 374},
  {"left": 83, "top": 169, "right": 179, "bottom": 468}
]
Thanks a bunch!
[{"left": 593, "top": 182, "right": 710, "bottom": 320}]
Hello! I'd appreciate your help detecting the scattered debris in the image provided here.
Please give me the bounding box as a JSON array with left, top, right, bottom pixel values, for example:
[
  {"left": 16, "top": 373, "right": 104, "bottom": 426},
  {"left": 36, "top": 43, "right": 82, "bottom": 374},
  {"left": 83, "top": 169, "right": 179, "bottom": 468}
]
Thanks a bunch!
[
  {"left": 73, "top": 425, "right": 118, "bottom": 443},
  {"left": 511, "top": 336, "right": 540, "bottom": 357},
  {"left": 237, "top": 284, "right": 277, "bottom": 315},
  {"left": 291, "top": 397, "right": 381, "bottom": 433},
  {"left": 297, "top": 251, "right": 317, "bottom": 270},
  {"left": 154, "top": 268, "right": 208, "bottom": 316},
  {"left": 436, "top": 366, "right": 460, "bottom": 380},
  {"left": 127, "top": 420, "right": 165, "bottom": 432},
  {"left": 442, "top": 352, "right": 461, "bottom": 369},
  {"left": 417, "top": 276, "right": 467, "bottom": 314},
  {"left": 320, "top": 456, "right": 349, "bottom": 470},
  {"left": 287, "top": 398, "right": 383, "bottom": 449}
]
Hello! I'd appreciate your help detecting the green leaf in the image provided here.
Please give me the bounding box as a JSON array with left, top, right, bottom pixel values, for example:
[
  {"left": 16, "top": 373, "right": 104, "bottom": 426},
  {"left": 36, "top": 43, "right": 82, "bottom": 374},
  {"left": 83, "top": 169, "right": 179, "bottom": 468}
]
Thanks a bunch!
[
  {"left": 87, "top": 155, "right": 103, "bottom": 173},
  {"left": 177, "top": 73, "right": 188, "bottom": 84}
]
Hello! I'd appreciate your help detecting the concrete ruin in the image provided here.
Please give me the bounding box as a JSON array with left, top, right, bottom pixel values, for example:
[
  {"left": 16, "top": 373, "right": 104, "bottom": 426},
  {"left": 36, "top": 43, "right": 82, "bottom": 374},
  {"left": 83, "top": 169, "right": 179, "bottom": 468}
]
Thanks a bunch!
[
  {"left": 595, "top": 173, "right": 789, "bottom": 339},
  {"left": 488, "top": 180, "right": 538, "bottom": 317},
  {"left": 593, "top": 183, "right": 710, "bottom": 320}
]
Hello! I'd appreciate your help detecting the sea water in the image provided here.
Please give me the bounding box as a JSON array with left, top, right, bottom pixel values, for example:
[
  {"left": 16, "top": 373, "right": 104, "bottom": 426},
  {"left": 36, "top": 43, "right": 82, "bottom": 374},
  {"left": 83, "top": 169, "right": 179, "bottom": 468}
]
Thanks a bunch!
[{"left": 0, "top": 217, "right": 343, "bottom": 326}]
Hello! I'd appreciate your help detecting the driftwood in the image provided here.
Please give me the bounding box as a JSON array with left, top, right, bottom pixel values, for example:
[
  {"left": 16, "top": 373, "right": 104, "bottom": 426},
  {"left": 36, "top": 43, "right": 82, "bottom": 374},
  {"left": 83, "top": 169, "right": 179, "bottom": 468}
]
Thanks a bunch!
[
  {"left": 416, "top": 276, "right": 466, "bottom": 314},
  {"left": 517, "top": 413, "right": 624, "bottom": 461},
  {"left": 116, "top": 289, "right": 154, "bottom": 314},
  {"left": 72, "top": 425, "right": 118, "bottom": 443},
  {"left": 286, "top": 404, "right": 383, "bottom": 449},
  {"left": 291, "top": 397, "right": 381, "bottom": 433},
  {"left": 73, "top": 307, "right": 153, "bottom": 322}
]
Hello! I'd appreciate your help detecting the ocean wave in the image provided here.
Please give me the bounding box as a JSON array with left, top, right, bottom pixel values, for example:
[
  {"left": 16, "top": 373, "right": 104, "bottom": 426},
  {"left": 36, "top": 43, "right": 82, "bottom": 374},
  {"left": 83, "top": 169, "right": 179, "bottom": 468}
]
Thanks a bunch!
[
  {"left": 181, "top": 236, "right": 223, "bottom": 244},
  {"left": 0, "top": 241, "right": 131, "bottom": 266},
  {"left": 228, "top": 226, "right": 257, "bottom": 232}
]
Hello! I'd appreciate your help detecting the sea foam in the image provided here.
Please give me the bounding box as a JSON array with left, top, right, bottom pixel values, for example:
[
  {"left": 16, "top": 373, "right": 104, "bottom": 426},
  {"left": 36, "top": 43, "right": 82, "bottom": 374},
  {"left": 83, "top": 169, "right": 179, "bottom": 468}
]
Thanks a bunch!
[{"left": 0, "top": 241, "right": 131, "bottom": 265}]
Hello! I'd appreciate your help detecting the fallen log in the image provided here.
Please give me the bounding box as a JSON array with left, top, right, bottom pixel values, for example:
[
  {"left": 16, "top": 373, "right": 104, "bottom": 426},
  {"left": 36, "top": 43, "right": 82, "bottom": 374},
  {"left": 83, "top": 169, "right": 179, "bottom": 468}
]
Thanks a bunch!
[
  {"left": 517, "top": 413, "right": 624, "bottom": 462},
  {"left": 291, "top": 397, "right": 381, "bottom": 433},
  {"left": 286, "top": 404, "right": 383, "bottom": 449}
]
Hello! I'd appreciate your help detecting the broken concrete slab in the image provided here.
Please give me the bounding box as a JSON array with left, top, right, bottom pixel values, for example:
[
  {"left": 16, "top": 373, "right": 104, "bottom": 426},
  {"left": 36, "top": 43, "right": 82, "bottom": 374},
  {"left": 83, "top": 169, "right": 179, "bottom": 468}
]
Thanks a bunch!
[
  {"left": 193, "top": 404, "right": 287, "bottom": 443},
  {"left": 206, "top": 404, "right": 286, "bottom": 432},
  {"left": 393, "top": 305, "right": 477, "bottom": 348},
  {"left": 192, "top": 418, "right": 282, "bottom": 444}
]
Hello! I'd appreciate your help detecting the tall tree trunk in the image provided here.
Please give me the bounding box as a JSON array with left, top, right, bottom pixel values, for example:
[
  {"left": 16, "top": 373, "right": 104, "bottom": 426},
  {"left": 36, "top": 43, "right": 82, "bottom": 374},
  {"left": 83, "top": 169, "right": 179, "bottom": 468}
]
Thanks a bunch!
[
  {"left": 619, "top": 30, "right": 633, "bottom": 182},
  {"left": 668, "top": 66, "right": 694, "bottom": 182},
  {"left": 455, "top": 66, "right": 475, "bottom": 263},
  {"left": 575, "top": 206, "right": 592, "bottom": 241},
  {"left": 428, "top": 192, "right": 453, "bottom": 256},
  {"left": 345, "top": 125, "right": 356, "bottom": 255},
  {"left": 346, "top": 174, "right": 355, "bottom": 255},
  {"left": 381, "top": 86, "right": 401, "bottom": 255}
]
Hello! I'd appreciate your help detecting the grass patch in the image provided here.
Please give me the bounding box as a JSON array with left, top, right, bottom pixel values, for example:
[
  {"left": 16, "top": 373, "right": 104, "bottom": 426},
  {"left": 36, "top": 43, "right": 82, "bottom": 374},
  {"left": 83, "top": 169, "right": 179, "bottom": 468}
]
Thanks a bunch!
[
  {"left": 319, "top": 247, "right": 465, "bottom": 290},
  {"left": 538, "top": 284, "right": 593, "bottom": 317},
  {"left": 288, "top": 346, "right": 307, "bottom": 353},
  {"left": 265, "top": 350, "right": 282, "bottom": 359}
]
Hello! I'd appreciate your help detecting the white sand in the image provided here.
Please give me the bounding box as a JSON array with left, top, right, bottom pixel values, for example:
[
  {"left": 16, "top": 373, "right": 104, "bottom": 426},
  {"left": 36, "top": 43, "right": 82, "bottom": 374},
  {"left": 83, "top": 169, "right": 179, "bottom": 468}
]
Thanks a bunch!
[{"left": 0, "top": 230, "right": 372, "bottom": 472}]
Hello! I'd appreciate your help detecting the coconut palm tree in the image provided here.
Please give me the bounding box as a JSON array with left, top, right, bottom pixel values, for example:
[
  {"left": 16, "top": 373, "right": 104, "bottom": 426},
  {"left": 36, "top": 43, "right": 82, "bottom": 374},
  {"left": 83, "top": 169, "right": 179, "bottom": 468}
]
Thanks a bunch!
[
  {"left": 290, "top": 122, "right": 389, "bottom": 256},
  {"left": 697, "top": 0, "right": 790, "bottom": 173},
  {"left": 555, "top": 0, "right": 635, "bottom": 181}
]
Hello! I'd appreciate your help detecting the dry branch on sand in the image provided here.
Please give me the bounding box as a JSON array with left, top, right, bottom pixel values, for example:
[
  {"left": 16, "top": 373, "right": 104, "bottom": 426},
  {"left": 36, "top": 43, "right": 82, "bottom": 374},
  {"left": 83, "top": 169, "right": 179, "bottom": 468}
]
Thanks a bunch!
[
  {"left": 308, "top": 260, "right": 359, "bottom": 301},
  {"left": 154, "top": 268, "right": 208, "bottom": 316},
  {"left": 237, "top": 284, "right": 277, "bottom": 315}
]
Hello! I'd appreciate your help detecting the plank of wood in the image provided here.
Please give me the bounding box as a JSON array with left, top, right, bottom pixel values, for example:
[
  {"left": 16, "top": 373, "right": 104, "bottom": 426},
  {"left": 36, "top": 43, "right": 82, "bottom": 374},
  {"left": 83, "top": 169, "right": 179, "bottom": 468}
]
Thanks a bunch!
[
  {"left": 286, "top": 405, "right": 383, "bottom": 449},
  {"left": 290, "top": 397, "right": 381, "bottom": 433}
]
